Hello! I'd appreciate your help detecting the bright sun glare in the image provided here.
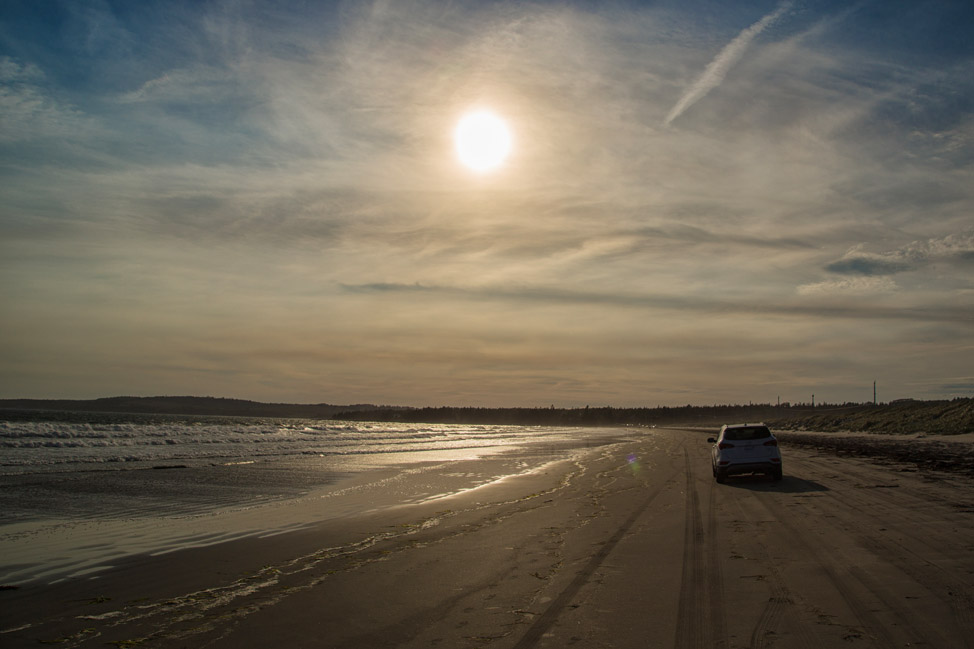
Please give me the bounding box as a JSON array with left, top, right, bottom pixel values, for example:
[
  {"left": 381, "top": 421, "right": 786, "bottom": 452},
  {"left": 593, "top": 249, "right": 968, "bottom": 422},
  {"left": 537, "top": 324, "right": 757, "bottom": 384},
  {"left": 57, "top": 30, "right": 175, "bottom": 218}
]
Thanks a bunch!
[{"left": 454, "top": 110, "right": 512, "bottom": 173}]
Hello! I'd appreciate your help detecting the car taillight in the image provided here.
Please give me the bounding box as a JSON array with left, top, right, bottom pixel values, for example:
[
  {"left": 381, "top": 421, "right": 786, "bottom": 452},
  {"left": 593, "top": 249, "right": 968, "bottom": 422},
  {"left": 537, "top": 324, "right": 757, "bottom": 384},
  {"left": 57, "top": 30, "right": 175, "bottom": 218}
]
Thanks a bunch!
[
  {"left": 718, "top": 442, "right": 735, "bottom": 449},
  {"left": 763, "top": 439, "right": 777, "bottom": 447}
]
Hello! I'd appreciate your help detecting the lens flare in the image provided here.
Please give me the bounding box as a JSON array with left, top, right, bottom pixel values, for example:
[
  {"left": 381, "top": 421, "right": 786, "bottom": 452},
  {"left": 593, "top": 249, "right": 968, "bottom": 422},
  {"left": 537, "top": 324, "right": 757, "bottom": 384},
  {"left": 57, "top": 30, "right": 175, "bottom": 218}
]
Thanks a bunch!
[{"left": 627, "top": 453, "right": 641, "bottom": 475}]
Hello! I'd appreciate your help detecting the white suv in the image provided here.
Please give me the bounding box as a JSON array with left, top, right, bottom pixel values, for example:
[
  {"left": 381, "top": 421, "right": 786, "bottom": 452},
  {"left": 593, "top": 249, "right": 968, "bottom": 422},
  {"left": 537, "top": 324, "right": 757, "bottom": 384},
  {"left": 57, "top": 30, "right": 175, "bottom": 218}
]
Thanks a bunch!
[{"left": 708, "top": 423, "right": 782, "bottom": 483}]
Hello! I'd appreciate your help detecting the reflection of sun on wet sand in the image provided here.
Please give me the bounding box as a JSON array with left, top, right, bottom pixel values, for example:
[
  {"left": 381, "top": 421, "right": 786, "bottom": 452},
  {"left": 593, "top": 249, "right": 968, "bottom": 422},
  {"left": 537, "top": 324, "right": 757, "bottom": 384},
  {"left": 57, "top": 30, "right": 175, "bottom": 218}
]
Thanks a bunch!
[{"left": 3, "top": 428, "right": 973, "bottom": 648}]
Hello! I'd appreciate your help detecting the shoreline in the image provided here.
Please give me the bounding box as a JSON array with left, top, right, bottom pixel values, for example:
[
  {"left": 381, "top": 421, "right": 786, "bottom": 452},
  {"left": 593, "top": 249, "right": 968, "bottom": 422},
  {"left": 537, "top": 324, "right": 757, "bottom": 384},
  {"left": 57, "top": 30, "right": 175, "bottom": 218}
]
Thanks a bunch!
[
  {"left": 0, "top": 434, "right": 619, "bottom": 588},
  {"left": 0, "top": 444, "right": 598, "bottom": 644}
]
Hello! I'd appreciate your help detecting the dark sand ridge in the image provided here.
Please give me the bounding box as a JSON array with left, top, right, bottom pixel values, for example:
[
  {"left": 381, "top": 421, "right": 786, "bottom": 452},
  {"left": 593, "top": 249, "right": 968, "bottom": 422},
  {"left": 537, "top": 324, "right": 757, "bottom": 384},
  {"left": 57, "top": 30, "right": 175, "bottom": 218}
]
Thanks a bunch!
[{"left": 2, "top": 428, "right": 973, "bottom": 648}]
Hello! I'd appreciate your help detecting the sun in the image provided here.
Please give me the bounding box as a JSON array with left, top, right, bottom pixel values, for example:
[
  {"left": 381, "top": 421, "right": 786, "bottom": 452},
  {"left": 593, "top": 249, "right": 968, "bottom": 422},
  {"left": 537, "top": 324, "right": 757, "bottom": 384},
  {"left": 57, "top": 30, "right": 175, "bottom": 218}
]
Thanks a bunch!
[{"left": 454, "top": 110, "right": 512, "bottom": 173}]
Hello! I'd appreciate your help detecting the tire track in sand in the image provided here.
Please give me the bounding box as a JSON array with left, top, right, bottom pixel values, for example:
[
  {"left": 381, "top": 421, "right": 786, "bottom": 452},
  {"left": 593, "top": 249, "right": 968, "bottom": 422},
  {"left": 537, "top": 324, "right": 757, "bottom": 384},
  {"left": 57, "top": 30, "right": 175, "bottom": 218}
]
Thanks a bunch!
[
  {"left": 510, "top": 472, "right": 670, "bottom": 649},
  {"left": 674, "top": 448, "right": 726, "bottom": 649},
  {"left": 793, "top": 455, "right": 974, "bottom": 644},
  {"left": 742, "top": 487, "right": 906, "bottom": 648},
  {"left": 719, "top": 492, "right": 816, "bottom": 649}
]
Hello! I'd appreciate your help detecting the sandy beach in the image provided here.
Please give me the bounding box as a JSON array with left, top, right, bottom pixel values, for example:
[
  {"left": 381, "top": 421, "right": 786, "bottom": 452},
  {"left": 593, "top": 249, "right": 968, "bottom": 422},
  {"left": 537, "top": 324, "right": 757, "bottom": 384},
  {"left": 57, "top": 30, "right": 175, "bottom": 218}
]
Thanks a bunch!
[{"left": 2, "top": 427, "right": 973, "bottom": 648}]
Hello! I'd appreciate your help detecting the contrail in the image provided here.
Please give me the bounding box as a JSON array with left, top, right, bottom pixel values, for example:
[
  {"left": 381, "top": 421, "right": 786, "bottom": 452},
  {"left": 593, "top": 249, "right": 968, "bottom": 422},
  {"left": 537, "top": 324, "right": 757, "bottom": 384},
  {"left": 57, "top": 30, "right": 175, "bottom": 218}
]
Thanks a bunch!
[{"left": 664, "top": 1, "right": 793, "bottom": 126}]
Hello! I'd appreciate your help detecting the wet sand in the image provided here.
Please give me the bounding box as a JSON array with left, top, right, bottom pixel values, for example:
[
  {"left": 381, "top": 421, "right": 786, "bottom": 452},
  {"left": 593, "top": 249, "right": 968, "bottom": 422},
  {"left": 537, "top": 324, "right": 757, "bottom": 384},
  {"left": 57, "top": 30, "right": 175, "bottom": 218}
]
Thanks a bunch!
[{"left": 3, "top": 428, "right": 973, "bottom": 648}]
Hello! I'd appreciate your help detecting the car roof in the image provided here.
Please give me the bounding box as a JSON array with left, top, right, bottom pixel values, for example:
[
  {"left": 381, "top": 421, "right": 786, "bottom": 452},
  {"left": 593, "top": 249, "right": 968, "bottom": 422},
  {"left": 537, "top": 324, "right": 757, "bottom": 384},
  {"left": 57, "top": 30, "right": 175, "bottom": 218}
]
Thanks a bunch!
[{"left": 721, "top": 422, "right": 768, "bottom": 429}]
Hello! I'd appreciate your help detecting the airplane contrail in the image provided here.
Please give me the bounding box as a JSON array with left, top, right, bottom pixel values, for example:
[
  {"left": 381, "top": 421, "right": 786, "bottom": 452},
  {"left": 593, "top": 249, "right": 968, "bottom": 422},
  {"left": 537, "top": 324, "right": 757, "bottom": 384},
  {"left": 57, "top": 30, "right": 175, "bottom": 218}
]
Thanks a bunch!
[{"left": 664, "top": 1, "right": 793, "bottom": 126}]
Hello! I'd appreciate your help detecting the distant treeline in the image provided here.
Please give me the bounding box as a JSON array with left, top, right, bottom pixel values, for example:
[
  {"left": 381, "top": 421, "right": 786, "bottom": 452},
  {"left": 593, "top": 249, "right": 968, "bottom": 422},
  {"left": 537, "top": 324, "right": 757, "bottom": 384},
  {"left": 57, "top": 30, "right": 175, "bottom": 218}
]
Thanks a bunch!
[
  {"left": 333, "top": 404, "right": 789, "bottom": 426},
  {"left": 334, "top": 399, "right": 974, "bottom": 435},
  {"left": 2, "top": 395, "right": 972, "bottom": 435}
]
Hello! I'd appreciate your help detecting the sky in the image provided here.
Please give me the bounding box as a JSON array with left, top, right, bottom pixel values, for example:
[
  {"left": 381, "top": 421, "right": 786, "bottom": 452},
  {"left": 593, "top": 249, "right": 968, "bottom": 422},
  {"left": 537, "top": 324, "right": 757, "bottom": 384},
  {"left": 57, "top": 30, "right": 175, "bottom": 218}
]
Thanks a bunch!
[{"left": 1, "top": 0, "right": 972, "bottom": 408}]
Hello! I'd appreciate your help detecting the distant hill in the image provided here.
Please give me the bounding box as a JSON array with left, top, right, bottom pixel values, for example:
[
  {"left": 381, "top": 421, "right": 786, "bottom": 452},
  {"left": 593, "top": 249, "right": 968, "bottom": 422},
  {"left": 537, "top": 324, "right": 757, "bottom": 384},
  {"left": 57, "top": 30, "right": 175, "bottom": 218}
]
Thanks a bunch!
[
  {"left": 0, "top": 396, "right": 393, "bottom": 419},
  {"left": 767, "top": 398, "right": 974, "bottom": 436},
  {"left": 1, "top": 396, "right": 971, "bottom": 435}
]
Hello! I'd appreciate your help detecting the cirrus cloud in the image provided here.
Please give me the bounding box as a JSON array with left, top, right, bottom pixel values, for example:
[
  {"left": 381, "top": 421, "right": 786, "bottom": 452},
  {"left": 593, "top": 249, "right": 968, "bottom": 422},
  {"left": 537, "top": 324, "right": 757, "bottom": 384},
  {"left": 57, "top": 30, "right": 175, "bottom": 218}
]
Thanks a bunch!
[{"left": 797, "top": 276, "right": 899, "bottom": 296}]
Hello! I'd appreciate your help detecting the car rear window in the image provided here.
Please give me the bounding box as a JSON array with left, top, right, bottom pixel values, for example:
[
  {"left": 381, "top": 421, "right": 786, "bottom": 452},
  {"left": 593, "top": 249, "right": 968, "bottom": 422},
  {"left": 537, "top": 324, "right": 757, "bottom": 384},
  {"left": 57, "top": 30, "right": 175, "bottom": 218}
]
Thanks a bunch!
[{"left": 723, "top": 426, "right": 772, "bottom": 441}]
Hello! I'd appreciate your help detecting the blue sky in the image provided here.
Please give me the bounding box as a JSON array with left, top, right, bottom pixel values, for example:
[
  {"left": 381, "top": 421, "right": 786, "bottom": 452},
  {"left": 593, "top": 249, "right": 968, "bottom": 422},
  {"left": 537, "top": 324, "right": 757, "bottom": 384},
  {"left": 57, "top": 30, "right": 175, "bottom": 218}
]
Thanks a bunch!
[{"left": 1, "top": 0, "right": 972, "bottom": 407}]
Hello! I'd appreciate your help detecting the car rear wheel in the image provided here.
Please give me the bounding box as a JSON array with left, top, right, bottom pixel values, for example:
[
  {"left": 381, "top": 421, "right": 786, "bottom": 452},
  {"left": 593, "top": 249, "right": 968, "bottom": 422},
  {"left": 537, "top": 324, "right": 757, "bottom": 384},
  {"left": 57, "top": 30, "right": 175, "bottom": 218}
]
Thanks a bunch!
[
  {"left": 772, "top": 467, "right": 783, "bottom": 481},
  {"left": 715, "top": 469, "right": 727, "bottom": 483}
]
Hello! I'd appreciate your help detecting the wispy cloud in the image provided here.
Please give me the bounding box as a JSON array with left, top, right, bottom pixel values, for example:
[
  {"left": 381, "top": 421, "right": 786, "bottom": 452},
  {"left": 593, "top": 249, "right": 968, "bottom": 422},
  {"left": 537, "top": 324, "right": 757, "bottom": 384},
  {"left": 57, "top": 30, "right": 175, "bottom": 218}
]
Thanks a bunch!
[
  {"left": 664, "top": 1, "right": 793, "bottom": 126},
  {"left": 0, "top": 57, "right": 93, "bottom": 142},
  {"left": 344, "top": 282, "right": 974, "bottom": 325},
  {"left": 797, "top": 276, "right": 899, "bottom": 296},
  {"left": 824, "top": 248, "right": 913, "bottom": 276},
  {"left": 824, "top": 232, "right": 974, "bottom": 276}
]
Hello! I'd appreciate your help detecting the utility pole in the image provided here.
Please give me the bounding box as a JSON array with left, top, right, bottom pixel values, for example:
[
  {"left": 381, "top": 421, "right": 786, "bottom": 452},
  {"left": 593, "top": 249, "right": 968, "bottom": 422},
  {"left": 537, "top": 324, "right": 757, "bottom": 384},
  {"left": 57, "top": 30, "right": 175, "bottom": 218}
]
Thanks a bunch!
[
  {"left": 812, "top": 394, "right": 815, "bottom": 408},
  {"left": 873, "top": 381, "right": 877, "bottom": 405}
]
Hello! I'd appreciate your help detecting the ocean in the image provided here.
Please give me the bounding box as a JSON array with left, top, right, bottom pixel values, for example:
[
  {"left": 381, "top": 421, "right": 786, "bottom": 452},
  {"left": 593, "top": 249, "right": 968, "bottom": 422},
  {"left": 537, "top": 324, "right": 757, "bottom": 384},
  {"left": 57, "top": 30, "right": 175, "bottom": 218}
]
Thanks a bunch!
[{"left": 0, "top": 412, "right": 632, "bottom": 585}]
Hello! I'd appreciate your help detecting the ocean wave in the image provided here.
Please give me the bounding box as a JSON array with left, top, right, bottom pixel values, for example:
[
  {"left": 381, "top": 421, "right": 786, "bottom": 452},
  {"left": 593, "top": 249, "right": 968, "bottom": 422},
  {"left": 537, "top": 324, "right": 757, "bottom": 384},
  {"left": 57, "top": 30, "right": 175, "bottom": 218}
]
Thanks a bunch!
[{"left": 0, "top": 418, "right": 586, "bottom": 475}]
